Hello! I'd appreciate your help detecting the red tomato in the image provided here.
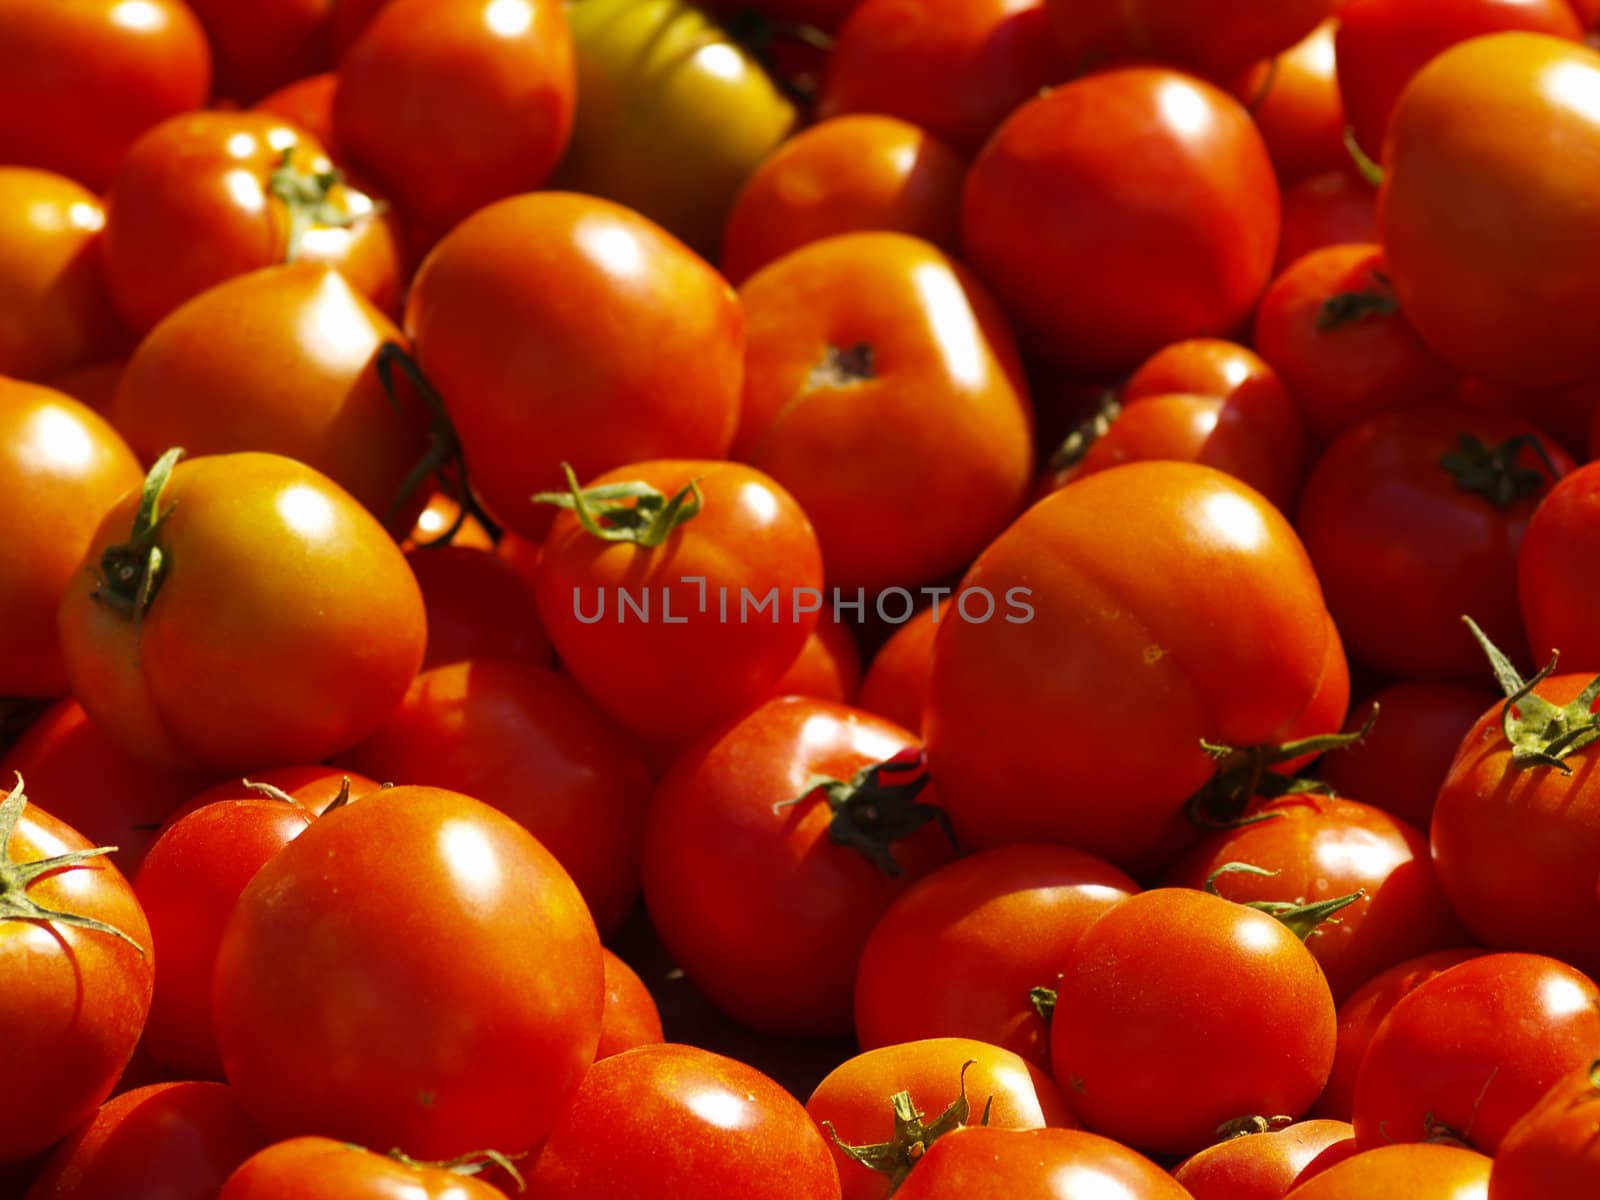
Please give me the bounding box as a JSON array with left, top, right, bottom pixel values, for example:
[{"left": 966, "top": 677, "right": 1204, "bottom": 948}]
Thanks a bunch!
[
  {"left": 184, "top": 0, "right": 332, "bottom": 103},
  {"left": 1460, "top": 375, "right": 1597, "bottom": 465},
  {"left": 736, "top": 232, "right": 1034, "bottom": 591},
  {"left": 1519, "top": 461, "right": 1600, "bottom": 670},
  {"left": 770, "top": 610, "right": 863, "bottom": 705},
  {"left": 0, "top": 778, "right": 154, "bottom": 1164},
  {"left": 1045, "top": 0, "right": 1335, "bottom": 81},
  {"left": 333, "top": 0, "right": 574, "bottom": 237},
  {"left": 1052, "top": 888, "right": 1338, "bottom": 1157},
  {"left": 891, "top": 1127, "right": 1190, "bottom": 1199},
  {"left": 26, "top": 1082, "right": 266, "bottom": 1199},
  {"left": 0, "top": 0, "right": 211, "bottom": 191},
  {"left": 1278, "top": 1143, "right": 1491, "bottom": 1198},
  {"left": 853, "top": 844, "right": 1137, "bottom": 1067},
  {"left": 1277, "top": 171, "right": 1379, "bottom": 273},
  {"left": 530, "top": 1044, "right": 842, "bottom": 1199},
  {"left": 964, "top": 67, "right": 1279, "bottom": 376},
  {"left": 856, "top": 606, "right": 938, "bottom": 735},
  {"left": 213, "top": 785, "right": 603, "bottom": 1158},
  {"left": 340, "top": 659, "right": 653, "bottom": 936},
  {"left": 596, "top": 948, "right": 664, "bottom": 1061},
  {"left": 404, "top": 545, "right": 552, "bottom": 670},
  {"left": 1490, "top": 1058, "right": 1600, "bottom": 1199},
  {"left": 405, "top": 192, "right": 744, "bottom": 541},
  {"left": 1174, "top": 1119, "right": 1358, "bottom": 1199},
  {"left": 1352, "top": 952, "right": 1600, "bottom": 1152},
  {"left": 818, "top": 0, "right": 1067, "bottom": 156},
  {"left": 1232, "top": 20, "right": 1346, "bottom": 183},
  {"left": 643, "top": 698, "right": 953, "bottom": 1035},
  {"left": 252, "top": 72, "right": 341, "bottom": 160},
  {"left": 220, "top": 1137, "right": 507, "bottom": 1200}
]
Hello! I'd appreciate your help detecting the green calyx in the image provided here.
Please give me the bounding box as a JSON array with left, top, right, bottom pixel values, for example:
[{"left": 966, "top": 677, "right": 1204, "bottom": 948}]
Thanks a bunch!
[
  {"left": 1440, "top": 433, "right": 1558, "bottom": 511},
  {"left": 1029, "top": 985, "right": 1057, "bottom": 1025},
  {"left": 0, "top": 773, "right": 145, "bottom": 955},
  {"left": 1204, "top": 862, "right": 1366, "bottom": 942},
  {"left": 1317, "top": 286, "right": 1397, "bottom": 330},
  {"left": 1464, "top": 615, "right": 1600, "bottom": 772},
  {"left": 533, "top": 462, "right": 702, "bottom": 548},
  {"left": 1047, "top": 389, "right": 1122, "bottom": 475},
  {"left": 1343, "top": 126, "right": 1384, "bottom": 188},
  {"left": 771, "top": 749, "right": 956, "bottom": 877},
  {"left": 820, "top": 1060, "right": 992, "bottom": 1195},
  {"left": 386, "top": 1147, "right": 526, "bottom": 1190},
  {"left": 91, "top": 446, "right": 183, "bottom": 622},
  {"left": 266, "top": 147, "right": 374, "bottom": 264},
  {"left": 1216, "top": 1114, "right": 1295, "bottom": 1141}
]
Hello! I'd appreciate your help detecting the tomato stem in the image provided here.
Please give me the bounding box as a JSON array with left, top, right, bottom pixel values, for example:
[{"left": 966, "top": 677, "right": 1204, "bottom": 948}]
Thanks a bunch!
[
  {"left": 1203, "top": 861, "right": 1366, "bottom": 941},
  {"left": 266, "top": 147, "right": 377, "bottom": 264},
  {"left": 91, "top": 446, "right": 183, "bottom": 623},
  {"left": 1463, "top": 615, "right": 1600, "bottom": 771},
  {"left": 1028, "top": 985, "right": 1057, "bottom": 1025},
  {"left": 1185, "top": 709, "right": 1377, "bottom": 830},
  {"left": 388, "top": 1146, "right": 527, "bottom": 1189},
  {"left": 1440, "top": 433, "right": 1559, "bottom": 512},
  {"left": 1215, "top": 1114, "right": 1294, "bottom": 1141},
  {"left": 820, "top": 1060, "right": 990, "bottom": 1195},
  {"left": 1046, "top": 389, "right": 1122, "bottom": 475},
  {"left": 532, "top": 463, "right": 704, "bottom": 547},
  {"left": 1342, "top": 127, "right": 1384, "bottom": 188}
]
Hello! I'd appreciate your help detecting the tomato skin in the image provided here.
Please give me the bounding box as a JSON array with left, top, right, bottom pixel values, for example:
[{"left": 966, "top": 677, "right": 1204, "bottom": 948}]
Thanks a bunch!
[
  {"left": 769, "top": 610, "right": 863, "bottom": 705},
  {"left": 1, "top": 379, "right": 141, "bottom": 697},
  {"left": 596, "top": 948, "right": 664, "bottom": 1061},
  {"left": 856, "top": 606, "right": 938, "bottom": 735},
  {"left": 0, "top": 0, "right": 211, "bottom": 192},
  {"left": 404, "top": 545, "right": 552, "bottom": 671},
  {"left": 26, "top": 1082, "right": 266, "bottom": 1199},
  {"left": 339, "top": 659, "right": 653, "bottom": 936},
  {"left": 1352, "top": 953, "right": 1600, "bottom": 1152},
  {"left": 1052, "top": 888, "right": 1337, "bottom": 1157},
  {"left": 1519, "top": 462, "right": 1600, "bottom": 670},
  {"left": 736, "top": 232, "right": 1034, "bottom": 591},
  {"left": 1277, "top": 171, "right": 1379, "bottom": 273},
  {"left": 853, "top": 845, "right": 1137, "bottom": 1068},
  {"left": 1232, "top": 20, "right": 1346, "bottom": 184},
  {"left": 184, "top": 0, "right": 332, "bottom": 104},
  {"left": 220, "top": 1136, "right": 506, "bottom": 1200},
  {"left": 405, "top": 192, "right": 744, "bottom": 541},
  {"left": 1379, "top": 33, "right": 1600, "bottom": 387},
  {"left": 925, "top": 463, "right": 1329, "bottom": 868},
  {"left": 57, "top": 452, "right": 427, "bottom": 773},
  {"left": 1461, "top": 375, "right": 1597, "bottom": 465},
  {"left": 214, "top": 785, "right": 603, "bottom": 1159},
  {"left": 0, "top": 169, "right": 127, "bottom": 383},
  {"left": 44, "top": 359, "right": 125, "bottom": 417},
  {"left": 1279, "top": 1143, "right": 1492, "bottom": 1198},
  {"left": 1174, "top": 1120, "right": 1357, "bottom": 1199},
  {"left": 1489, "top": 1059, "right": 1600, "bottom": 1199},
  {"left": 333, "top": 0, "right": 574, "bottom": 237},
  {"left": 891, "top": 1127, "right": 1189, "bottom": 1200},
  {"left": 529, "top": 1044, "right": 843, "bottom": 1200},
  {"left": 253, "top": 73, "right": 341, "bottom": 160},
  {"left": 1, "top": 793, "right": 154, "bottom": 1165},
  {"left": 963, "top": 67, "right": 1279, "bottom": 376},
  {"left": 721, "top": 116, "right": 964, "bottom": 286}
]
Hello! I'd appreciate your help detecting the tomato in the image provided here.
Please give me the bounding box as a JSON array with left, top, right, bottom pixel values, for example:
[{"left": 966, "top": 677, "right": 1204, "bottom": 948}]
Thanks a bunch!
[
  {"left": 854, "top": 844, "right": 1137, "bottom": 1067},
  {"left": 891, "top": 1127, "right": 1189, "bottom": 1199},
  {"left": 1312, "top": 948, "right": 1486, "bottom": 1122},
  {"left": 184, "top": 0, "right": 332, "bottom": 103},
  {"left": 215, "top": 785, "right": 602, "bottom": 1158},
  {"left": 1277, "top": 171, "right": 1379, "bottom": 273},
  {"left": 1174, "top": 1119, "right": 1358, "bottom": 1199},
  {"left": 0, "top": 0, "right": 211, "bottom": 191},
  {"left": 172, "top": 766, "right": 382, "bottom": 825},
  {"left": 1490, "top": 1058, "right": 1600, "bottom": 1198},
  {"left": 0, "top": 777, "right": 153, "bottom": 1164},
  {"left": 963, "top": 67, "right": 1279, "bottom": 376},
  {"left": 403, "top": 545, "right": 552, "bottom": 670},
  {"left": 26, "top": 1081, "right": 266, "bottom": 1199},
  {"left": 1336, "top": 0, "right": 1582, "bottom": 160},
  {"left": 220, "top": 1137, "right": 506, "bottom": 1200},
  {"left": 807, "top": 1038, "right": 1075, "bottom": 1200},
  {"left": 1053, "top": 888, "right": 1338, "bottom": 1157},
  {"left": 737, "top": 232, "right": 1033, "bottom": 591},
  {"left": 252, "top": 72, "right": 341, "bottom": 160},
  {"left": 530, "top": 1044, "right": 841, "bottom": 1199},
  {"left": 1, "top": 379, "right": 141, "bottom": 697},
  {"left": 596, "top": 948, "right": 664, "bottom": 1061},
  {"left": 720, "top": 115, "right": 964, "bottom": 286},
  {"left": 44, "top": 359, "right": 125, "bottom": 417},
  {"left": 340, "top": 659, "right": 652, "bottom": 935},
  {"left": 1380, "top": 34, "right": 1600, "bottom": 387},
  {"left": 332, "top": 0, "right": 574, "bottom": 238},
  {"left": 1278, "top": 1143, "right": 1491, "bottom": 1198},
  {"left": 57, "top": 451, "right": 426, "bottom": 772},
  {"left": 1519, "top": 461, "right": 1600, "bottom": 670},
  {"left": 555, "top": 0, "right": 796, "bottom": 259},
  {"left": 1045, "top": 0, "right": 1334, "bottom": 81},
  {"left": 405, "top": 192, "right": 744, "bottom": 541},
  {"left": 1253, "top": 244, "right": 1457, "bottom": 443},
  {"left": 1232, "top": 20, "right": 1346, "bottom": 183},
  {"left": 770, "top": 610, "right": 863, "bottom": 705},
  {"left": 818, "top": 0, "right": 1067, "bottom": 156},
  {"left": 0, "top": 169, "right": 127, "bottom": 383},
  {"left": 856, "top": 606, "right": 938, "bottom": 735},
  {"left": 405, "top": 491, "right": 494, "bottom": 553},
  {"left": 1294, "top": 407, "right": 1570, "bottom": 682},
  {"left": 926, "top": 462, "right": 1330, "bottom": 868}
]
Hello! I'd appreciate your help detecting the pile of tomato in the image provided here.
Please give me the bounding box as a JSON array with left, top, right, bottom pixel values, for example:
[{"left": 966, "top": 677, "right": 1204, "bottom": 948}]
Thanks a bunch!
[{"left": 6, "top": 0, "right": 1600, "bottom": 1196}]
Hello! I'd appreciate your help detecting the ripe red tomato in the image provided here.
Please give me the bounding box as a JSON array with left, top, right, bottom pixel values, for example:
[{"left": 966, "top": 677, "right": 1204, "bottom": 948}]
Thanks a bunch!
[
  {"left": 1174, "top": 1119, "right": 1358, "bottom": 1199},
  {"left": 1279, "top": 1143, "right": 1491, "bottom": 1198},
  {"left": 220, "top": 1137, "right": 507, "bottom": 1200},
  {"left": 856, "top": 605, "right": 938, "bottom": 735},
  {"left": 403, "top": 545, "right": 552, "bottom": 670},
  {"left": 769, "top": 610, "right": 863, "bottom": 705},
  {"left": 1490, "top": 1058, "right": 1600, "bottom": 1198},
  {"left": 1518, "top": 460, "right": 1600, "bottom": 670},
  {"left": 891, "top": 1127, "right": 1190, "bottom": 1199},
  {"left": 964, "top": 67, "right": 1279, "bottom": 376},
  {"left": 596, "top": 948, "right": 664, "bottom": 1061},
  {"left": 1232, "top": 19, "right": 1347, "bottom": 183},
  {"left": 252, "top": 72, "right": 341, "bottom": 160},
  {"left": 213, "top": 785, "right": 603, "bottom": 1159},
  {"left": 405, "top": 192, "right": 744, "bottom": 540},
  {"left": 184, "top": 0, "right": 332, "bottom": 103},
  {"left": 1277, "top": 171, "right": 1379, "bottom": 273},
  {"left": 529, "top": 1044, "right": 843, "bottom": 1200}
]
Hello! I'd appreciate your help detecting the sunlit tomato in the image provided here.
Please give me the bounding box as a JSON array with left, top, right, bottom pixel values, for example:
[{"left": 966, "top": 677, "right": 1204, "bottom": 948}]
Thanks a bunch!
[
  {"left": 737, "top": 233, "right": 1033, "bottom": 591},
  {"left": 1460, "top": 375, "right": 1597, "bottom": 464},
  {"left": 596, "top": 948, "right": 664, "bottom": 1061},
  {"left": 854, "top": 844, "right": 1137, "bottom": 1066},
  {"left": 57, "top": 452, "right": 426, "bottom": 772},
  {"left": 102, "top": 112, "right": 400, "bottom": 335},
  {"left": 963, "top": 68, "right": 1279, "bottom": 376},
  {"left": 220, "top": 1137, "right": 506, "bottom": 1200},
  {"left": 926, "top": 463, "right": 1330, "bottom": 868},
  {"left": 1253, "top": 244, "right": 1457, "bottom": 442},
  {"left": 808, "top": 1039, "right": 1075, "bottom": 1200},
  {"left": 1, "top": 380, "right": 141, "bottom": 697},
  {"left": 172, "top": 766, "right": 382, "bottom": 825},
  {"left": 0, "top": 778, "right": 154, "bottom": 1164},
  {"left": 1518, "top": 461, "right": 1600, "bottom": 669},
  {"left": 215, "top": 785, "right": 603, "bottom": 1158},
  {"left": 0, "top": 169, "right": 126, "bottom": 383},
  {"left": 1294, "top": 407, "right": 1570, "bottom": 682},
  {"left": 0, "top": 0, "right": 211, "bottom": 191},
  {"left": 893, "top": 1127, "right": 1189, "bottom": 1199},
  {"left": 1232, "top": 20, "right": 1346, "bottom": 183},
  {"left": 721, "top": 115, "right": 964, "bottom": 285},
  {"left": 44, "top": 360, "right": 124, "bottom": 417},
  {"left": 252, "top": 72, "right": 341, "bottom": 160},
  {"left": 1380, "top": 34, "right": 1600, "bottom": 387},
  {"left": 856, "top": 605, "right": 938, "bottom": 734},
  {"left": 405, "top": 192, "right": 744, "bottom": 541},
  {"left": 405, "top": 492, "right": 494, "bottom": 553},
  {"left": 819, "top": 0, "right": 1066, "bottom": 156},
  {"left": 1174, "top": 1119, "right": 1358, "bottom": 1199},
  {"left": 402, "top": 545, "right": 551, "bottom": 670},
  {"left": 1045, "top": 0, "right": 1334, "bottom": 81},
  {"left": 1353, "top": 952, "right": 1600, "bottom": 1152},
  {"left": 530, "top": 1044, "right": 842, "bottom": 1199},
  {"left": 184, "top": 0, "right": 330, "bottom": 104},
  {"left": 333, "top": 0, "right": 574, "bottom": 238},
  {"left": 1053, "top": 888, "right": 1338, "bottom": 1157},
  {"left": 770, "top": 610, "right": 862, "bottom": 704},
  {"left": 340, "top": 659, "right": 652, "bottom": 936},
  {"left": 1279, "top": 1143, "right": 1491, "bottom": 1198},
  {"left": 1337, "top": 0, "right": 1582, "bottom": 160},
  {"left": 1490, "top": 1058, "right": 1600, "bottom": 1199},
  {"left": 555, "top": 0, "right": 796, "bottom": 258},
  {"left": 1277, "top": 171, "right": 1379, "bottom": 273}
]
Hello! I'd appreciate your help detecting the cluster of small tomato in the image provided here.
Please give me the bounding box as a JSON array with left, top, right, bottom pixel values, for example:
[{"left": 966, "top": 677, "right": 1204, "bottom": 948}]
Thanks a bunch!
[{"left": 7, "top": 0, "right": 1600, "bottom": 1197}]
